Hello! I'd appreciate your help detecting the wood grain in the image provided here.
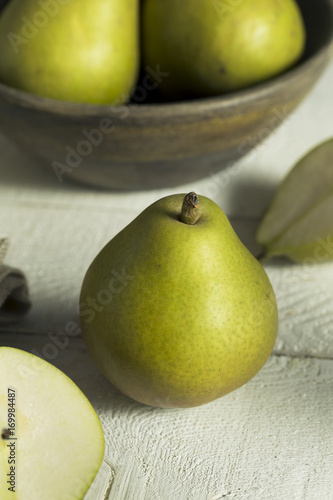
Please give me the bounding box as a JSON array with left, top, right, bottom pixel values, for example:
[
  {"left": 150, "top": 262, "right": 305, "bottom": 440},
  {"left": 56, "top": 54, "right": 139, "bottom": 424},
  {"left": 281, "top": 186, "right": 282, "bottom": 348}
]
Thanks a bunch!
[
  {"left": 0, "top": 50, "right": 332, "bottom": 500},
  {"left": 0, "top": 183, "right": 332, "bottom": 359},
  {"left": 1, "top": 333, "right": 332, "bottom": 500}
]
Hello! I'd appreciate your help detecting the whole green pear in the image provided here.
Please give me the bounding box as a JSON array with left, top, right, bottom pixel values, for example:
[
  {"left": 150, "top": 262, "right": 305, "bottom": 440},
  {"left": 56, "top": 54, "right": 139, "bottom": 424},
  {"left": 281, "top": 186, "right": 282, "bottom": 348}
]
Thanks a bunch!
[
  {"left": 142, "top": 0, "right": 306, "bottom": 98},
  {"left": 0, "top": 0, "right": 139, "bottom": 104},
  {"left": 80, "top": 193, "right": 278, "bottom": 408}
]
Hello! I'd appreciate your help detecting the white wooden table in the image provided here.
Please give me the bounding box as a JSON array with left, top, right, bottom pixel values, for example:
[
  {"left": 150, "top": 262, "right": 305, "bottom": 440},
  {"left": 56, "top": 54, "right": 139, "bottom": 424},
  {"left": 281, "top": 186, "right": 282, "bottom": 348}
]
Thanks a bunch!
[{"left": 1, "top": 58, "right": 333, "bottom": 500}]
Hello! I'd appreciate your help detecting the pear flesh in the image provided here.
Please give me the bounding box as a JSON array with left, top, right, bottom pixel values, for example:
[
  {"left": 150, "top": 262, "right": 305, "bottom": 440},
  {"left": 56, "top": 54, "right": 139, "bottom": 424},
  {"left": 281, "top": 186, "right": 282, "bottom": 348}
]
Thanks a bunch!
[
  {"left": 0, "top": 0, "right": 139, "bottom": 104},
  {"left": 0, "top": 347, "right": 104, "bottom": 500},
  {"left": 142, "top": 0, "right": 306, "bottom": 98},
  {"left": 80, "top": 193, "right": 278, "bottom": 408}
]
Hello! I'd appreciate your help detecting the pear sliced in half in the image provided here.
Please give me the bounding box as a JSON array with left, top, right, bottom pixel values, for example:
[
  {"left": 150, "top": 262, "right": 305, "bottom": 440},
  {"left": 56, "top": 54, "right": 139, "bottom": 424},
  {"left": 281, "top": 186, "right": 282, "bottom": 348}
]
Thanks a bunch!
[
  {"left": 0, "top": 347, "right": 104, "bottom": 500},
  {"left": 257, "top": 138, "right": 333, "bottom": 262}
]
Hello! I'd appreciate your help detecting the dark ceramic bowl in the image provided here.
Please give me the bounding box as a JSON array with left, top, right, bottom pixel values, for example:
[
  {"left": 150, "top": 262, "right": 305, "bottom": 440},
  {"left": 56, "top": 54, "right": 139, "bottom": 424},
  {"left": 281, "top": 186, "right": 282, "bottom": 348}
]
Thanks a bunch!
[{"left": 0, "top": 0, "right": 332, "bottom": 190}]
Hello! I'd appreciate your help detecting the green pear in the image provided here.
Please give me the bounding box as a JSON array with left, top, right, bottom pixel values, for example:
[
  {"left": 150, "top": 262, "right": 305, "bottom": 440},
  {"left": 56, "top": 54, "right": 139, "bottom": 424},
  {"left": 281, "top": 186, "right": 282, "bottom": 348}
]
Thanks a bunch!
[
  {"left": 142, "top": 0, "right": 306, "bottom": 98},
  {"left": 0, "top": 347, "right": 104, "bottom": 500},
  {"left": 0, "top": 0, "right": 139, "bottom": 104},
  {"left": 257, "top": 138, "right": 333, "bottom": 263},
  {"left": 80, "top": 193, "right": 278, "bottom": 408}
]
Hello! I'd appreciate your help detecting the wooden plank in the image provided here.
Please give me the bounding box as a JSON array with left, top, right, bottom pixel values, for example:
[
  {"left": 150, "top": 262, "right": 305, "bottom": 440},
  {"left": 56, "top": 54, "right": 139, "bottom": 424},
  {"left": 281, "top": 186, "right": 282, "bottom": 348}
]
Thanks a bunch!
[
  {"left": 0, "top": 202, "right": 332, "bottom": 359},
  {"left": 0, "top": 52, "right": 332, "bottom": 500},
  {"left": 1, "top": 334, "right": 332, "bottom": 500}
]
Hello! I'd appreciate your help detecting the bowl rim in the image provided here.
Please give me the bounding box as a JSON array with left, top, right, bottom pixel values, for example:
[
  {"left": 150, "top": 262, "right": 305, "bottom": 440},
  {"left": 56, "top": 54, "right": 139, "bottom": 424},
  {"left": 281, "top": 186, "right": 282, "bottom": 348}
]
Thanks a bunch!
[{"left": 0, "top": 6, "right": 333, "bottom": 118}]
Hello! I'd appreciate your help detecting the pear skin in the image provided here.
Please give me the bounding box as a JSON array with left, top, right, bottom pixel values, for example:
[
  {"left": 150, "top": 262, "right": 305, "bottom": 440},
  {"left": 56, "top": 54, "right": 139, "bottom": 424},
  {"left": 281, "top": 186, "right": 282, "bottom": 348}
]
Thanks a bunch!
[
  {"left": 0, "top": 0, "right": 139, "bottom": 104},
  {"left": 142, "top": 0, "right": 306, "bottom": 98},
  {"left": 80, "top": 193, "right": 278, "bottom": 408}
]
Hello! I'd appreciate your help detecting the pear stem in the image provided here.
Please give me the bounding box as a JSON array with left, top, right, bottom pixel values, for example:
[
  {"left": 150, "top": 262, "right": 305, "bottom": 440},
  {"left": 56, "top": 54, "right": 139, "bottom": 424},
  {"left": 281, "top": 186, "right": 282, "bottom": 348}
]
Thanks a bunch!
[{"left": 180, "top": 192, "right": 200, "bottom": 225}]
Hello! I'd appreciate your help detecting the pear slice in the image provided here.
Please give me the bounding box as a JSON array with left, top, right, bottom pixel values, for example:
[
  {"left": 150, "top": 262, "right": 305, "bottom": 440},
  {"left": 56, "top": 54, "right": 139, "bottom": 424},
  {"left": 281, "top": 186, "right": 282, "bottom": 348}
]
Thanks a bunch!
[
  {"left": 0, "top": 347, "right": 104, "bottom": 500},
  {"left": 256, "top": 138, "right": 333, "bottom": 262}
]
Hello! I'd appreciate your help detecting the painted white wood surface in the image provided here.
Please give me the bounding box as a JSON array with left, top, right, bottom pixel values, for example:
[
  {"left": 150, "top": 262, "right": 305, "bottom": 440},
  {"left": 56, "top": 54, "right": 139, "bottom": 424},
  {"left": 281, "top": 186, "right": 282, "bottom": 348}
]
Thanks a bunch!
[
  {"left": 1, "top": 333, "right": 333, "bottom": 500},
  {"left": 0, "top": 58, "right": 332, "bottom": 499}
]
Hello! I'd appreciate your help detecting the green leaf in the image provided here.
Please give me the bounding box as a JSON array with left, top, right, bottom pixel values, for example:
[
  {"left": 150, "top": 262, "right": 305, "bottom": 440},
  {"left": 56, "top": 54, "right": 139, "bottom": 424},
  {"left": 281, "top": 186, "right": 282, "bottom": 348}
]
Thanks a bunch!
[{"left": 256, "top": 137, "right": 333, "bottom": 263}]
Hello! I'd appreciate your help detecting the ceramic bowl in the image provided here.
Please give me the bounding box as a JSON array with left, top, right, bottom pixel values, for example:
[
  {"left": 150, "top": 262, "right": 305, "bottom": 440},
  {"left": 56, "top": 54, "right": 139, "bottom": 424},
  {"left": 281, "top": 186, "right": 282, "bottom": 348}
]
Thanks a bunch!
[{"left": 0, "top": 0, "right": 332, "bottom": 190}]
